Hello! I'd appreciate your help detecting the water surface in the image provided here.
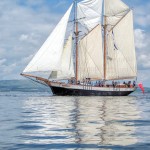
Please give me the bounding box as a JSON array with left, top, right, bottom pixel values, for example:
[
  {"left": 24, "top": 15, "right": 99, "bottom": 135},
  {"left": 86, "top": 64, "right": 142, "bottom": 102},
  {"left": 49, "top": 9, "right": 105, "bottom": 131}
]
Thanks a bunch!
[{"left": 0, "top": 81, "right": 150, "bottom": 150}]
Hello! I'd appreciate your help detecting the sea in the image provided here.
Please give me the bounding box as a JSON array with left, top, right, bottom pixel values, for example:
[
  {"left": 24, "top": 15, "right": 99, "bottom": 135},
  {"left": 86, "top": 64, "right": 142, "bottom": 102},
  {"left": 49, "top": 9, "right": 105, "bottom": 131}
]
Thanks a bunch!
[{"left": 0, "top": 80, "right": 150, "bottom": 150}]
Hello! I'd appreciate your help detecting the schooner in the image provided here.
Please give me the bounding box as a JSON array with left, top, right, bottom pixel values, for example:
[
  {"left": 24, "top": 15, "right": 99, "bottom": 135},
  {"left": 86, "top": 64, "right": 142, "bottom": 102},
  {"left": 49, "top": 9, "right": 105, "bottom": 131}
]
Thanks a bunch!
[{"left": 21, "top": 0, "right": 137, "bottom": 96}]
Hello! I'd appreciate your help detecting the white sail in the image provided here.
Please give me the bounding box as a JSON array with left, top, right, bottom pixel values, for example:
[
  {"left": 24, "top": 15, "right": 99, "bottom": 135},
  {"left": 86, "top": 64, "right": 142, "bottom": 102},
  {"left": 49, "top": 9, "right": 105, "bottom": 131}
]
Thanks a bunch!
[
  {"left": 50, "top": 35, "right": 75, "bottom": 79},
  {"left": 23, "top": 5, "right": 73, "bottom": 73},
  {"left": 78, "top": 25, "right": 103, "bottom": 80},
  {"left": 106, "top": 10, "right": 137, "bottom": 80},
  {"left": 104, "top": 0, "right": 129, "bottom": 27},
  {"left": 77, "top": 0, "right": 103, "bottom": 30}
]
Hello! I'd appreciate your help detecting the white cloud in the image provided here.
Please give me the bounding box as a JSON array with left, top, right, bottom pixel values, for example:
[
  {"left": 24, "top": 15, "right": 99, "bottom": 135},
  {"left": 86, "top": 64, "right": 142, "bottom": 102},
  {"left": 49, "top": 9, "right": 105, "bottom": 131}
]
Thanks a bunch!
[
  {"left": 136, "top": 15, "right": 150, "bottom": 27},
  {"left": 138, "top": 70, "right": 150, "bottom": 87},
  {"left": 20, "top": 34, "right": 29, "bottom": 41},
  {"left": 0, "top": 59, "right": 6, "bottom": 65},
  {"left": 134, "top": 29, "right": 150, "bottom": 70},
  {"left": 21, "top": 54, "right": 34, "bottom": 65},
  {"left": 134, "top": 29, "right": 147, "bottom": 49},
  {"left": 0, "top": 0, "right": 64, "bottom": 79},
  {"left": 3, "top": 63, "right": 17, "bottom": 74},
  {"left": 138, "top": 54, "right": 150, "bottom": 68},
  {"left": 133, "top": 3, "right": 150, "bottom": 27},
  {"left": 0, "top": 48, "right": 6, "bottom": 58}
]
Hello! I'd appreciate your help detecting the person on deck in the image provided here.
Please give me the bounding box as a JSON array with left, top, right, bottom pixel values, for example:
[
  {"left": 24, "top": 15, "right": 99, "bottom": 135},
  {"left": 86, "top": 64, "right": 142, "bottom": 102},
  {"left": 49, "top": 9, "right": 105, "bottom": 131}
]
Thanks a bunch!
[
  {"left": 128, "top": 81, "right": 131, "bottom": 88},
  {"left": 133, "top": 81, "right": 136, "bottom": 87},
  {"left": 112, "top": 81, "right": 115, "bottom": 88},
  {"left": 99, "top": 81, "right": 101, "bottom": 87}
]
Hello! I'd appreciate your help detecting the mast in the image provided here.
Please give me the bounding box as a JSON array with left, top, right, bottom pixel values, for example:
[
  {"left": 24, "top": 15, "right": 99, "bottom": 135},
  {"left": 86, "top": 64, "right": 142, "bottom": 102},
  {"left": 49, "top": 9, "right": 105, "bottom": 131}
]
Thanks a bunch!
[
  {"left": 103, "top": 3, "right": 107, "bottom": 80},
  {"left": 74, "top": 0, "right": 79, "bottom": 83}
]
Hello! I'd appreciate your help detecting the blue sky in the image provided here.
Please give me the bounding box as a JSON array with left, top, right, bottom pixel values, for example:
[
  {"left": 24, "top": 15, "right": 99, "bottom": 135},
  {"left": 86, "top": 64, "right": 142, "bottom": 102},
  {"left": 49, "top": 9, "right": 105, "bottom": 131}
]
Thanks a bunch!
[{"left": 0, "top": 0, "right": 149, "bottom": 86}]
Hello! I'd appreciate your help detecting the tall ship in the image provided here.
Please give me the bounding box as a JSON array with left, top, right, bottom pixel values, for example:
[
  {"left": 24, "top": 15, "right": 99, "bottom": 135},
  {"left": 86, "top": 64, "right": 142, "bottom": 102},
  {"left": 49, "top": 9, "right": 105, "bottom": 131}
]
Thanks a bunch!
[{"left": 21, "top": 0, "right": 137, "bottom": 96}]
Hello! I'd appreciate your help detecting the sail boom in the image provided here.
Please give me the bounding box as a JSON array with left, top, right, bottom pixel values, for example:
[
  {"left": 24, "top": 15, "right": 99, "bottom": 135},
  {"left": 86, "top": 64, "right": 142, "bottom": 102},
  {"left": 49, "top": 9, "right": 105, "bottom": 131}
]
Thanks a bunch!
[
  {"left": 21, "top": 73, "right": 50, "bottom": 83},
  {"left": 106, "top": 76, "right": 137, "bottom": 81}
]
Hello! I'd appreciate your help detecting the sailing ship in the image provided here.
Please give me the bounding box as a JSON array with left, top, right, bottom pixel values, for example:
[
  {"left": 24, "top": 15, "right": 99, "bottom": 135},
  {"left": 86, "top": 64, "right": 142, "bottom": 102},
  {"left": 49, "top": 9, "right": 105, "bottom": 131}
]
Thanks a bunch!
[{"left": 21, "top": 0, "right": 137, "bottom": 96}]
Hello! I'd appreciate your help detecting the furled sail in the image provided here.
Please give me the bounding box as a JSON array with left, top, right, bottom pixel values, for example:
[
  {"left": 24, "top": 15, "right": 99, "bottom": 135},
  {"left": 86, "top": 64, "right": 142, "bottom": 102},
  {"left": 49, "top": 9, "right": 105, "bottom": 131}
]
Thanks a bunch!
[
  {"left": 78, "top": 25, "right": 103, "bottom": 80},
  {"left": 23, "top": 5, "right": 73, "bottom": 73},
  {"left": 104, "top": 0, "right": 137, "bottom": 80},
  {"left": 77, "top": 0, "right": 103, "bottom": 31},
  {"left": 49, "top": 35, "right": 75, "bottom": 79}
]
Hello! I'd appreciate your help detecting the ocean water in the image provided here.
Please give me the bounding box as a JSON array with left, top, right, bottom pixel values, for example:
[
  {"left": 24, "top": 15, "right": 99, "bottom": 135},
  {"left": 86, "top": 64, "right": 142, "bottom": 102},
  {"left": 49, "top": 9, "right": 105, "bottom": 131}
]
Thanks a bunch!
[{"left": 0, "top": 80, "right": 150, "bottom": 150}]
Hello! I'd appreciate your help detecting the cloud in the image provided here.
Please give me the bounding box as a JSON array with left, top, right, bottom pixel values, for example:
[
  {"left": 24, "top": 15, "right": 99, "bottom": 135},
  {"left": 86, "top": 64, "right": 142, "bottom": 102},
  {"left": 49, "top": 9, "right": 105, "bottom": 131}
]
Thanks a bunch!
[
  {"left": 0, "top": 0, "right": 65, "bottom": 80},
  {"left": 25, "top": 0, "right": 44, "bottom": 6},
  {"left": 134, "top": 29, "right": 150, "bottom": 71},
  {"left": 136, "top": 15, "right": 150, "bottom": 27},
  {"left": 138, "top": 54, "right": 150, "bottom": 69},
  {"left": 0, "top": 59, "right": 6, "bottom": 65},
  {"left": 138, "top": 70, "right": 150, "bottom": 87},
  {"left": 21, "top": 55, "right": 34, "bottom": 65},
  {"left": 55, "top": 0, "right": 68, "bottom": 8},
  {"left": 134, "top": 29, "right": 147, "bottom": 49},
  {"left": 134, "top": 3, "right": 150, "bottom": 27},
  {"left": 20, "top": 34, "right": 29, "bottom": 41}
]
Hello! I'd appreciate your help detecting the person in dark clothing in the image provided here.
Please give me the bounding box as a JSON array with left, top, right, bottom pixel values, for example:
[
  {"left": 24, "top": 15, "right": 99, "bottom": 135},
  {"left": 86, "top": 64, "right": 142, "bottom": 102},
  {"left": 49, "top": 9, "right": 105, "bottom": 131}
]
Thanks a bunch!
[
  {"left": 115, "top": 82, "right": 117, "bottom": 87},
  {"left": 99, "top": 81, "right": 101, "bottom": 87},
  {"left": 128, "top": 81, "right": 131, "bottom": 88},
  {"left": 133, "top": 81, "right": 136, "bottom": 87},
  {"left": 112, "top": 81, "right": 115, "bottom": 88}
]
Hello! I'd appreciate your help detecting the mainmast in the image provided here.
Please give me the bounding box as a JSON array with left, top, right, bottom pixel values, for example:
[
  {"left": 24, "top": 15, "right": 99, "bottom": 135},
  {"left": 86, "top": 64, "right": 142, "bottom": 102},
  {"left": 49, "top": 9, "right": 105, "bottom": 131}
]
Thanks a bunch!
[
  {"left": 104, "top": 16, "right": 107, "bottom": 80},
  {"left": 103, "top": 0, "right": 107, "bottom": 80},
  {"left": 74, "top": 0, "right": 79, "bottom": 84}
]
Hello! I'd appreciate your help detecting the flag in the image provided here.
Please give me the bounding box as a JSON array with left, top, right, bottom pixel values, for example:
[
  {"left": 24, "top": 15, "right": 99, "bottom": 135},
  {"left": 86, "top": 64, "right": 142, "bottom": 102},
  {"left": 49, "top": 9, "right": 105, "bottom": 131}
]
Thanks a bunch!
[{"left": 138, "top": 82, "right": 144, "bottom": 94}]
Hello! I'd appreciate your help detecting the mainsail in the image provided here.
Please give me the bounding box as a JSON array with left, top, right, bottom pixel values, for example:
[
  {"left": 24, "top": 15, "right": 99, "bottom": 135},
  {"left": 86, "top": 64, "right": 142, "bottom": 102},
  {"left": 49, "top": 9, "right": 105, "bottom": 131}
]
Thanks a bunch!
[
  {"left": 104, "top": 0, "right": 137, "bottom": 80},
  {"left": 78, "top": 25, "right": 103, "bottom": 80},
  {"left": 23, "top": 5, "right": 73, "bottom": 73},
  {"left": 77, "top": 0, "right": 103, "bottom": 30}
]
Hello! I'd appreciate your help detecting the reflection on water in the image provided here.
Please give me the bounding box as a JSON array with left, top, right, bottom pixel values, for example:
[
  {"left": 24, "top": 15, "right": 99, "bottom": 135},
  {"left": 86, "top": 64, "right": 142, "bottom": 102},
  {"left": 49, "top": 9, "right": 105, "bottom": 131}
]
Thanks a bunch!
[{"left": 16, "top": 96, "right": 140, "bottom": 149}]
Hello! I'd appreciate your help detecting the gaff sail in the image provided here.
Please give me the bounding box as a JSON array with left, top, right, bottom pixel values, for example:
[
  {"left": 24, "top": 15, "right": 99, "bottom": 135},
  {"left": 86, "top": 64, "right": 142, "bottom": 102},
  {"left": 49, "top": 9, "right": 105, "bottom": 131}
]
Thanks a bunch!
[{"left": 104, "top": 0, "right": 137, "bottom": 80}]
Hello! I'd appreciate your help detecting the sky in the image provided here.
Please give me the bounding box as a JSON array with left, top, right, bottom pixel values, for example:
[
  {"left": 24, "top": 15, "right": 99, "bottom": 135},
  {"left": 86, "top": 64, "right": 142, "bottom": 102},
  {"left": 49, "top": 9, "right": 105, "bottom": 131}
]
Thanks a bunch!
[{"left": 0, "top": 0, "right": 149, "bottom": 86}]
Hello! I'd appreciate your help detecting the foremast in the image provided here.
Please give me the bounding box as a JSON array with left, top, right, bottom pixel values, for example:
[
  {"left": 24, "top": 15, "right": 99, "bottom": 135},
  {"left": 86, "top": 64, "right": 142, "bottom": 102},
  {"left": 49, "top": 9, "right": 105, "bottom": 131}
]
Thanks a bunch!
[{"left": 74, "top": 0, "right": 79, "bottom": 84}]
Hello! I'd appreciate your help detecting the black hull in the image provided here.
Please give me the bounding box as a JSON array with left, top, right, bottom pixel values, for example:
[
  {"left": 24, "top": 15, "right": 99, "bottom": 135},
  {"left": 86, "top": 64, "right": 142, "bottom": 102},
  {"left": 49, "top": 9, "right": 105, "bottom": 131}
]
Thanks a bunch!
[{"left": 50, "top": 86, "right": 134, "bottom": 96}]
